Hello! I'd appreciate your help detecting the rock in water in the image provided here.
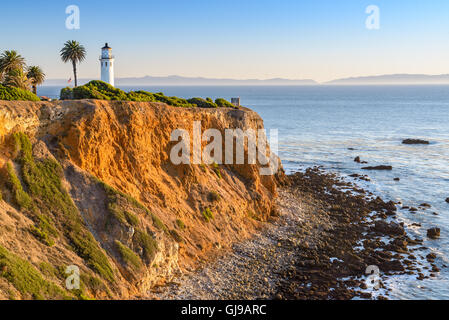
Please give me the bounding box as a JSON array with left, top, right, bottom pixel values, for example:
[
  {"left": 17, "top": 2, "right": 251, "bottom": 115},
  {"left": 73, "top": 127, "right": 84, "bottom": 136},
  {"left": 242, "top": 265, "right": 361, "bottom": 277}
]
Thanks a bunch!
[
  {"left": 354, "top": 156, "right": 361, "bottom": 163},
  {"left": 445, "top": 198, "right": 449, "bottom": 203},
  {"left": 402, "top": 139, "right": 430, "bottom": 145},
  {"left": 362, "top": 165, "right": 393, "bottom": 171},
  {"left": 427, "top": 228, "right": 441, "bottom": 239}
]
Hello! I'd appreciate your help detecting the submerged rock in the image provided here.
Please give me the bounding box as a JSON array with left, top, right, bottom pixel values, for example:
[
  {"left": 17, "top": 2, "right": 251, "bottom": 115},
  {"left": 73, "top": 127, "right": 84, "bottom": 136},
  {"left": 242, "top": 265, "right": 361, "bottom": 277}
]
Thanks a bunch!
[
  {"left": 402, "top": 139, "right": 429, "bottom": 145},
  {"left": 362, "top": 165, "right": 393, "bottom": 171}
]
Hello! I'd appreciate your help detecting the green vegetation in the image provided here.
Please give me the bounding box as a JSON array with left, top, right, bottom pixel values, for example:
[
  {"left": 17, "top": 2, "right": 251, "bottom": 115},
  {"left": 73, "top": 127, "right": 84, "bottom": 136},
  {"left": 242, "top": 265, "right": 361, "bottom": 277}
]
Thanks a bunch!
[
  {"left": 6, "top": 133, "right": 115, "bottom": 282},
  {"left": 134, "top": 230, "right": 158, "bottom": 263},
  {"left": 29, "top": 214, "right": 58, "bottom": 247},
  {"left": 0, "top": 245, "right": 67, "bottom": 300},
  {"left": 0, "top": 50, "right": 45, "bottom": 99},
  {"left": 60, "top": 40, "right": 86, "bottom": 87},
  {"left": 211, "top": 162, "right": 222, "bottom": 179},
  {"left": 114, "top": 240, "right": 143, "bottom": 271},
  {"left": 38, "top": 261, "right": 58, "bottom": 278},
  {"left": 99, "top": 179, "right": 166, "bottom": 233},
  {"left": 176, "top": 219, "right": 186, "bottom": 230},
  {"left": 107, "top": 201, "right": 140, "bottom": 227},
  {"left": 202, "top": 208, "right": 214, "bottom": 223},
  {"left": 0, "top": 84, "right": 40, "bottom": 101},
  {"left": 97, "top": 179, "right": 160, "bottom": 265},
  {"left": 27, "top": 66, "right": 46, "bottom": 95},
  {"left": 59, "top": 80, "right": 239, "bottom": 109},
  {"left": 215, "top": 98, "right": 237, "bottom": 109},
  {"left": 5, "top": 162, "right": 33, "bottom": 210},
  {"left": 151, "top": 212, "right": 167, "bottom": 232},
  {"left": 187, "top": 97, "right": 217, "bottom": 108}
]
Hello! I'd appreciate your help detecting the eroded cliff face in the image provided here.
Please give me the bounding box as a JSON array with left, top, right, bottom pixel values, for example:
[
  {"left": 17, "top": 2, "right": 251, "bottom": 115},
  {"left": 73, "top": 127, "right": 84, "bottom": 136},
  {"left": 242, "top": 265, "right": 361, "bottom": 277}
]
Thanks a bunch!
[{"left": 0, "top": 100, "right": 283, "bottom": 299}]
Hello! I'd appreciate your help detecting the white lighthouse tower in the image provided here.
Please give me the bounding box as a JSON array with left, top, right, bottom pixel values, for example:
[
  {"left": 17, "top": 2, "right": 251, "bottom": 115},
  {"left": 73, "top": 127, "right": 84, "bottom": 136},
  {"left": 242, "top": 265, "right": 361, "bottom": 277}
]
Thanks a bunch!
[{"left": 100, "top": 43, "right": 115, "bottom": 86}]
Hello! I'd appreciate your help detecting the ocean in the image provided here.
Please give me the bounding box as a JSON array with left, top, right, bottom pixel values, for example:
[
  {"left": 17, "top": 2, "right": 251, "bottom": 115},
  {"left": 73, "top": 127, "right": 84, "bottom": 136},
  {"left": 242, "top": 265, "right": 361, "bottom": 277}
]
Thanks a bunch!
[{"left": 39, "top": 84, "right": 449, "bottom": 299}]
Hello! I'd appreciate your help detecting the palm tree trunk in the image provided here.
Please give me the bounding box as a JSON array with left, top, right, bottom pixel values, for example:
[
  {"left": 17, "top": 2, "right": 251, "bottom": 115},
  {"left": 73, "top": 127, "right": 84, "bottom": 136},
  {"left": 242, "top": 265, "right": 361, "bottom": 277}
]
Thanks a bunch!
[
  {"left": 72, "top": 60, "right": 78, "bottom": 87},
  {"left": 32, "top": 85, "right": 37, "bottom": 95}
]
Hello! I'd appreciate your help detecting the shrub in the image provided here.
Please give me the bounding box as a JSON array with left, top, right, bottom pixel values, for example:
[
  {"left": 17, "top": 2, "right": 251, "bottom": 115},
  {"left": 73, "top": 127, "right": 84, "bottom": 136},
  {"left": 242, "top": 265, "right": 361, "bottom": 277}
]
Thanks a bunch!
[
  {"left": 114, "top": 240, "right": 143, "bottom": 271},
  {"left": 59, "top": 87, "right": 73, "bottom": 100},
  {"left": 5, "top": 162, "right": 33, "bottom": 210},
  {"left": 0, "top": 84, "right": 40, "bottom": 101},
  {"left": 202, "top": 208, "right": 214, "bottom": 222},
  {"left": 211, "top": 162, "right": 222, "bottom": 179},
  {"left": 58, "top": 81, "right": 236, "bottom": 109},
  {"left": 187, "top": 97, "right": 217, "bottom": 108},
  {"left": 0, "top": 245, "right": 67, "bottom": 299},
  {"left": 134, "top": 230, "right": 158, "bottom": 263},
  {"left": 215, "top": 98, "right": 237, "bottom": 109}
]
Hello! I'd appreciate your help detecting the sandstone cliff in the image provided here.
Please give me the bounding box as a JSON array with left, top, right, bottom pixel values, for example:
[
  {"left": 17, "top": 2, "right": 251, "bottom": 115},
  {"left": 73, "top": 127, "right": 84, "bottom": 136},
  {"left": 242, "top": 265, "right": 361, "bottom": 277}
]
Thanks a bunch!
[{"left": 0, "top": 100, "right": 283, "bottom": 299}]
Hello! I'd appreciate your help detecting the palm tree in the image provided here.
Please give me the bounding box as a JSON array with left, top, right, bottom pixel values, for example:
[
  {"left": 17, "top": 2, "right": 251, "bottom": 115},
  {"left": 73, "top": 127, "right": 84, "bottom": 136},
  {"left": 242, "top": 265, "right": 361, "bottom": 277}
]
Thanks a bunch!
[
  {"left": 0, "top": 50, "right": 26, "bottom": 81},
  {"left": 3, "top": 69, "right": 31, "bottom": 90},
  {"left": 60, "top": 40, "right": 86, "bottom": 87},
  {"left": 27, "top": 66, "right": 45, "bottom": 95}
]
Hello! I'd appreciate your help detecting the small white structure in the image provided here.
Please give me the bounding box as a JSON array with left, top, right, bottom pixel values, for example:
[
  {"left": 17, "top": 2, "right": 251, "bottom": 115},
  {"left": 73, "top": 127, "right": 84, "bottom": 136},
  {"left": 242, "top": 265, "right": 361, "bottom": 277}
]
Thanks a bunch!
[{"left": 100, "top": 43, "right": 115, "bottom": 86}]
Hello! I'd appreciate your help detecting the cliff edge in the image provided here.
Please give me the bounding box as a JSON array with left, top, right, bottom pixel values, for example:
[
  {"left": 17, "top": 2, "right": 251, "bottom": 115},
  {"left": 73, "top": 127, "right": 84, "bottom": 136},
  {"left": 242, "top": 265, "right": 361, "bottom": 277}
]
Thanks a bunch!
[{"left": 0, "top": 100, "right": 283, "bottom": 299}]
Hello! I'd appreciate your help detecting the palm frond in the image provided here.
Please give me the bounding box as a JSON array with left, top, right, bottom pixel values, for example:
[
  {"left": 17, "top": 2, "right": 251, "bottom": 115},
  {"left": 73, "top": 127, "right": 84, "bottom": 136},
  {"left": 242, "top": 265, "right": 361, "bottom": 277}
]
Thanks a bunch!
[
  {"left": 60, "top": 40, "right": 86, "bottom": 64},
  {"left": 27, "top": 66, "right": 46, "bottom": 86}
]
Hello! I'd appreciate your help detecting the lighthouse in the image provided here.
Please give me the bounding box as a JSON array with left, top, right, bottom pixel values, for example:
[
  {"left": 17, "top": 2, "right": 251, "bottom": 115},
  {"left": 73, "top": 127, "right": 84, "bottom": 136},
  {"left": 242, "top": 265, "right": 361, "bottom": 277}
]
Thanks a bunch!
[{"left": 100, "top": 43, "right": 115, "bottom": 86}]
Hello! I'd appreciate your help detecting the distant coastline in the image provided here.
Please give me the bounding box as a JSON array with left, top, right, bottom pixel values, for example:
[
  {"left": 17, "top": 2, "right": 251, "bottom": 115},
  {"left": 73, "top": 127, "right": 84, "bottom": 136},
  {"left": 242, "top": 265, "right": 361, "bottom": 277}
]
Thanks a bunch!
[
  {"left": 43, "top": 74, "right": 449, "bottom": 87},
  {"left": 43, "top": 76, "right": 317, "bottom": 86}
]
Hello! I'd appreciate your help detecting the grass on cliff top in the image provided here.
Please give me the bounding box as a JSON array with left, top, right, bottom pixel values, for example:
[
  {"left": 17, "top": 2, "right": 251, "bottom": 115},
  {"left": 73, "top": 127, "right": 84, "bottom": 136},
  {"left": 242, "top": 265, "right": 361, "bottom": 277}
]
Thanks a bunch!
[
  {"left": 0, "top": 84, "right": 40, "bottom": 101},
  {"left": 60, "top": 80, "right": 239, "bottom": 109},
  {"left": 7, "top": 132, "right": 115, "bottom": 282},
  {"left": 0, "top": 245, "right": 68, "bottom": 300}
]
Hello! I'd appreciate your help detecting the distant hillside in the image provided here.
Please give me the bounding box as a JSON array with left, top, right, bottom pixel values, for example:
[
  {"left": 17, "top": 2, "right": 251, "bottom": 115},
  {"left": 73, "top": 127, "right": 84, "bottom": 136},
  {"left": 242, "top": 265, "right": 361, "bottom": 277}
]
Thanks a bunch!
[
  {"left": 327, "top": 74, "right": 449, "bottom": 85},
  {"left": 44, "top": 76, "right": 317, "bottom": 86}
]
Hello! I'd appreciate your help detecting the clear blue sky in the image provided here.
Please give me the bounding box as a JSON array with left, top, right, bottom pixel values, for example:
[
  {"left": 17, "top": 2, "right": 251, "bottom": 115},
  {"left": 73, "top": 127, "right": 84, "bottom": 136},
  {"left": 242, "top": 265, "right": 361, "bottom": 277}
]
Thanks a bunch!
[{"left": 1, "top": 0, "right": 449, "bottom": 82}]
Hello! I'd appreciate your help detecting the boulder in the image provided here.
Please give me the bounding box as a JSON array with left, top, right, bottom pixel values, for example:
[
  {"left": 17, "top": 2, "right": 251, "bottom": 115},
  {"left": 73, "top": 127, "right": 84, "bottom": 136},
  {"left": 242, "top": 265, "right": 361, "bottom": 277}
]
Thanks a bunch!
[
  {"left": 373, "top": 221, "right": 405, "bottom": 236},
  {"left": 354, "top": 156, "right": 361, "bottom": 163},
  {"left": 427, "top": 228, "right": 441, "bottom": 239}
]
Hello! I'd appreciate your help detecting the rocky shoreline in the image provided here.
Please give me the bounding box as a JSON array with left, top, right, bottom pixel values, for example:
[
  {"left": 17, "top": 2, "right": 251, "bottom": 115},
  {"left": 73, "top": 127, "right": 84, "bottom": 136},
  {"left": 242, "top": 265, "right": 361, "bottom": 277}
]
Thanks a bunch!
[{"left": 150, "top": 167, "right": 433, "bottom": 300}]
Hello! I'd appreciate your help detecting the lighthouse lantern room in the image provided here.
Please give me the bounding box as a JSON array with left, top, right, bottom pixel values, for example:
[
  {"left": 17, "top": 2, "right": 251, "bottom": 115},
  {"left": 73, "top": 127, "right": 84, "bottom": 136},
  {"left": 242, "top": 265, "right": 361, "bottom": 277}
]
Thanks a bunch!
[{"left": 100, "top": 43, "right": 115, "bottom": 86}]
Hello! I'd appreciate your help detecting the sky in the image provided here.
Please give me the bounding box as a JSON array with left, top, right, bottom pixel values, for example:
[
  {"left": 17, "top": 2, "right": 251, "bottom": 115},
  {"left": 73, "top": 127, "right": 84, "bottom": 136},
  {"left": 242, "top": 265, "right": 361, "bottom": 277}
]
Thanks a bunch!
[{"left": 1, "top": 0, "right": 449, "bottom": 82}]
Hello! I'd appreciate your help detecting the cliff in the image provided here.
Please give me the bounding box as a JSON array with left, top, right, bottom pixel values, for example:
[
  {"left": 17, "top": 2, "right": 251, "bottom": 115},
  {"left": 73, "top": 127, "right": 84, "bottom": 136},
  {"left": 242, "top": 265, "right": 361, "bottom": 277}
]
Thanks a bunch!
[{"left": 0, "top": 100, "right": 283, "bottom": 299}]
